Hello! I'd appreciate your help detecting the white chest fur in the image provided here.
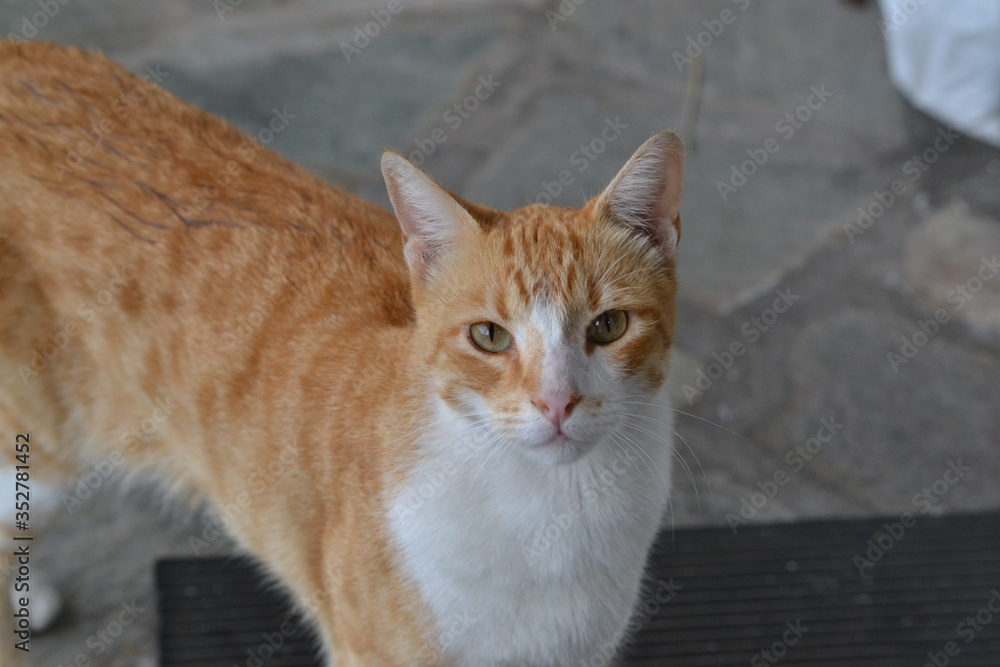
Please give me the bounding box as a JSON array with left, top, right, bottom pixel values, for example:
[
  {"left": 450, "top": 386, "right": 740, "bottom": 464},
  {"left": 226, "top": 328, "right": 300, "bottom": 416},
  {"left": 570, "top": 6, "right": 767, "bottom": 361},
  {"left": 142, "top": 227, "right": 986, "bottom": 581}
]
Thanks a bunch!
[{"left": 388, "top": 407, "right": 674, "bottom": 666}]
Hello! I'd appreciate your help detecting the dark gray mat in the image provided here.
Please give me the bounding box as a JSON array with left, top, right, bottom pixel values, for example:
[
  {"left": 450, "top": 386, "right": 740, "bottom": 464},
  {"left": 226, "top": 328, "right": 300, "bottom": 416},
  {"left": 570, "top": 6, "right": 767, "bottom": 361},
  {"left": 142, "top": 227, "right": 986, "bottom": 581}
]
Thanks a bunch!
[{"left": 158, "top": 512, "right": 1000, "bottom": 666}]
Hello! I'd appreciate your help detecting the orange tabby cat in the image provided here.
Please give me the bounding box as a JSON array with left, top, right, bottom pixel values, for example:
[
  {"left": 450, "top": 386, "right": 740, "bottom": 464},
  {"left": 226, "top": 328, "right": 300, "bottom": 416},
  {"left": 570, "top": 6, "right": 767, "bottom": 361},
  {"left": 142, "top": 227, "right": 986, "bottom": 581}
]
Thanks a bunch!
[{"left": 0, "top": 41, "right": 684, "bottom": 666}]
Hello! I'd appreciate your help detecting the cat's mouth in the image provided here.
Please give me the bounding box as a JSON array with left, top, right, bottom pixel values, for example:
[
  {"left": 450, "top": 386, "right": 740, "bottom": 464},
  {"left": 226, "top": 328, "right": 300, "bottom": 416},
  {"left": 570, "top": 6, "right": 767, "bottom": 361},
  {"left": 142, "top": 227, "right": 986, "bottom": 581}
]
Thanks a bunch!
[{"left": 530, "top": 432, "right": 590, "bottom": 465}]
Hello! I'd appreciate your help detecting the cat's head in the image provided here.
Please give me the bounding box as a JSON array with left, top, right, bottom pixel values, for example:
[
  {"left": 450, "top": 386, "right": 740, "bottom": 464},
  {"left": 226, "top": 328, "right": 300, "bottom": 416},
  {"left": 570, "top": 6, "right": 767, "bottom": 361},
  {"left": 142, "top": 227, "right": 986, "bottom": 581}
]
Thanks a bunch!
[{"left": 382, "top": 131, "right": 683, "bottom": 466}]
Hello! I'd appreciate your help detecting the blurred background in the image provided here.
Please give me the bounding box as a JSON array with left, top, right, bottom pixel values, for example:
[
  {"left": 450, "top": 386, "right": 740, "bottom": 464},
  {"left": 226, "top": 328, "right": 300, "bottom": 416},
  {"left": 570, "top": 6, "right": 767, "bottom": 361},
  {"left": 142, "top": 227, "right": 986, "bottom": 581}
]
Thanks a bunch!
[{"left": 3, "top": 0, "right": 999, "bottom": 664}]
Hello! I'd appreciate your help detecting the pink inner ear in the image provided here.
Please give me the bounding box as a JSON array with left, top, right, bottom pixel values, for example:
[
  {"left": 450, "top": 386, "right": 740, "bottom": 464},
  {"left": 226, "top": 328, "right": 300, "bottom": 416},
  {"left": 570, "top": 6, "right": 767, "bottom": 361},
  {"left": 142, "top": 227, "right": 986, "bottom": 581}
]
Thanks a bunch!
[
  {"left": 597, "top": 131, "right": 684, "bottom": 256},
  {"left": 381, "top": 151, "right": 477, "bottom": 282}
]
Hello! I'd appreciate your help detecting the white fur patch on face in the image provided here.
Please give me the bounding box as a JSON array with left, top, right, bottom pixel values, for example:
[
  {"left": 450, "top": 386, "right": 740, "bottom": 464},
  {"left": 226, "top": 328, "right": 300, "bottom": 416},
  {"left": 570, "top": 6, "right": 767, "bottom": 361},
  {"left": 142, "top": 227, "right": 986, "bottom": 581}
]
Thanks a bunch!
[
  {"left": 455, "top": 302, "right": 601, "bottom": 466},
  {"left": 531, "top": 301, "right": 577, "bottom": 398}
]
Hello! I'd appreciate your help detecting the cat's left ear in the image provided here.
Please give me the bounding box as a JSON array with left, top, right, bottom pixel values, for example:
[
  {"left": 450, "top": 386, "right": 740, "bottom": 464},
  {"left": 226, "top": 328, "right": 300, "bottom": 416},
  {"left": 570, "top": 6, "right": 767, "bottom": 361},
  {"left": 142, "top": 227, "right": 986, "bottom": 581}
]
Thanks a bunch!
[
  {"left": 594, "top": 130, "right": 684, "bottom": 258},
  {"left": 381, "top": 151, "right": 478, "bottom": 283}
]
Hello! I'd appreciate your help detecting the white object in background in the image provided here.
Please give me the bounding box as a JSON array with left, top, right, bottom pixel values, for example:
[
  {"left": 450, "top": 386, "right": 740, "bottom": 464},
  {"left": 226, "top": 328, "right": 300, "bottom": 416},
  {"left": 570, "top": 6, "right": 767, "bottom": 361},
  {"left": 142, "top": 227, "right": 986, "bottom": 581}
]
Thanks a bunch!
[{"left": 877, "top": 0, "right": 1000, "bottom": 147}]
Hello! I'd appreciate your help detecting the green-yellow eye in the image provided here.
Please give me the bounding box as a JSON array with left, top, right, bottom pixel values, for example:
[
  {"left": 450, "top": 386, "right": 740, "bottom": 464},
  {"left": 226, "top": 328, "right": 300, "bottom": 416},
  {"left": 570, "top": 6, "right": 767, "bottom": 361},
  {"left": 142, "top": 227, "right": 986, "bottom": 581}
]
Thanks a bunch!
[
  {"left": 470, "top": 322, "right": 513, "bottom": 353},
  {"left": 587, "top": 310, "right": 628, "bottom": 345}
]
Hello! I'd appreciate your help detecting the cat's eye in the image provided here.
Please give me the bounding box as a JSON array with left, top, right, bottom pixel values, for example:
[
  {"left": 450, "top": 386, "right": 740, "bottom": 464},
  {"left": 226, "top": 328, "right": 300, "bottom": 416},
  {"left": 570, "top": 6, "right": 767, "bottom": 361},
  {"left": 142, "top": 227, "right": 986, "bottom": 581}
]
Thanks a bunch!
[
  {"left": 470, "top": 322, "right": 513, "bottom": 353},
  {"left": 587, "top": 310, "right": 628, "bottom": 345}
]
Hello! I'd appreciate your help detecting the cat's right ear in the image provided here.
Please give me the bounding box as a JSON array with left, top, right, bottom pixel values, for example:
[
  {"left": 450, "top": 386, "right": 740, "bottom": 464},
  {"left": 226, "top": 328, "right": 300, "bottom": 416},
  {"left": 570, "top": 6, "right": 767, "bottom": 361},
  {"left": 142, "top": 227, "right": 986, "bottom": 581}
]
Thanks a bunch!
[{"left": 381, "top": 151, "right": 478, "bottom": 283}]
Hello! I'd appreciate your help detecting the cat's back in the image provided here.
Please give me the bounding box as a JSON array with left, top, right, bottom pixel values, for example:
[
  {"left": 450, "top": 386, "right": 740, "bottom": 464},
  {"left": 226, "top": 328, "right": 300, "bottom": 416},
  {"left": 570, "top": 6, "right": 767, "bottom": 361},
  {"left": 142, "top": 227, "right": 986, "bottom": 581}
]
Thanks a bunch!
[{"left": 0, "top": 41, "right": 411, "bottom": 329}]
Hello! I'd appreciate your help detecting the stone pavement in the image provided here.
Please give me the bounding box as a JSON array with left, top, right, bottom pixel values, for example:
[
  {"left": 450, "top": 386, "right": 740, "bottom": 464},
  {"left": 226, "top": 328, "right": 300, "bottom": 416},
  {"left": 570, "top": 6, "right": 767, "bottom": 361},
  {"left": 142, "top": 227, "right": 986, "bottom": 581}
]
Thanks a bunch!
[{"left": 2, "top": 1, "right": 999, "bottom": 664}]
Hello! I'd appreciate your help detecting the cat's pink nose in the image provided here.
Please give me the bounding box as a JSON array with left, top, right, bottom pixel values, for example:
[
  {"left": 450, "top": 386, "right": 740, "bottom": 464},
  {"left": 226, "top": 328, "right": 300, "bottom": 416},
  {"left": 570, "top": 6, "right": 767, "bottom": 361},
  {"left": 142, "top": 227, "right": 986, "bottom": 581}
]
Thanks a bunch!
[{"left": 532, "top": 394, "right": 579, "bottom": 429}]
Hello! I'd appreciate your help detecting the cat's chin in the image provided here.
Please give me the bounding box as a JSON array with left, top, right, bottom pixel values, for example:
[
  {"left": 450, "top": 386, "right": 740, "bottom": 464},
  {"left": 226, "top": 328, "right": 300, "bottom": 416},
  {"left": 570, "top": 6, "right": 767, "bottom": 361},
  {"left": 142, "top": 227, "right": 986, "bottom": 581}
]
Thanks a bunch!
[{"left": 525, "top": 433, "right": 593, "bottom": 466}]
